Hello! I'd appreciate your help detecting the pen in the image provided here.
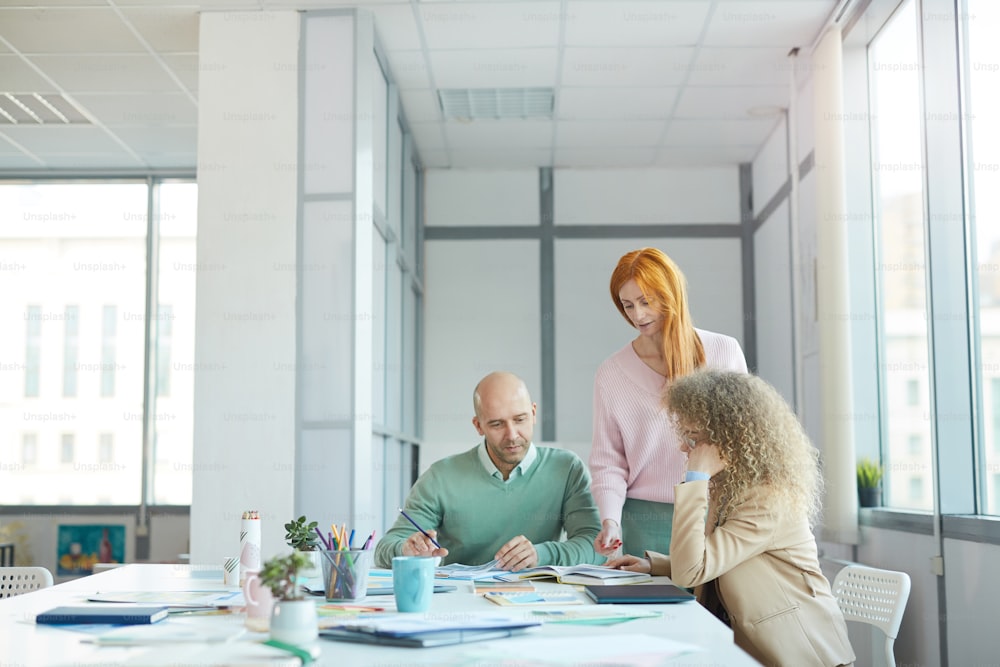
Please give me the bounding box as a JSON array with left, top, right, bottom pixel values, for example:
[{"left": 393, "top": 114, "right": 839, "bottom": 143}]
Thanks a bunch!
[
  {"left": 398, "top": 507, "right": 442, "bottom": 548},
  {"left": 348, "top": 529, "right": 355, "bottom": 549}
]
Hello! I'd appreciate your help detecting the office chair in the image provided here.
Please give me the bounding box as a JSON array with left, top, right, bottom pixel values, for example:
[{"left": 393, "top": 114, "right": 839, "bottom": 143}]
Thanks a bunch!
[
  {"left": 0, "top": 566, "right": 54, "bottom": 599},
  {"left": 833, "top": 564, "right": 911, "bottom": 667}
]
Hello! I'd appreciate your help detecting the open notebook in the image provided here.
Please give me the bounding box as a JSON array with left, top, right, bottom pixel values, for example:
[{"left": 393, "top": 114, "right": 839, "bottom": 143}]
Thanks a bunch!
[{"left": 496, "top": 564, "right": 652, "bottom": 586}]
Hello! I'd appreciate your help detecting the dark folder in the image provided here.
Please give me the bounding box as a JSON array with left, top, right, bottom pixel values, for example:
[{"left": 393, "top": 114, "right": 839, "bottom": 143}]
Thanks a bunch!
[{"left": 583, "top": 584, "right": 695, "bottom": 604}]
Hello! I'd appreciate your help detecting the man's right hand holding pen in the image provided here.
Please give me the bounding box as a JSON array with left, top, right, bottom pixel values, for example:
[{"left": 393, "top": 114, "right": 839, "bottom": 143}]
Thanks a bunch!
[{"left": 401, "top": 529, "right": 449, "bottom": 559}]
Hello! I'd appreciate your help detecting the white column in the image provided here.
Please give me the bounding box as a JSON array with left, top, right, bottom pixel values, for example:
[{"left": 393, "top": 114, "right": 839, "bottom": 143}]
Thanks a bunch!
[
  {"left": 190, "top": 11, "right": 300, "bottom": 564},
  {"left": 813, "top": 26, "right": 859, "bottom": 544}
]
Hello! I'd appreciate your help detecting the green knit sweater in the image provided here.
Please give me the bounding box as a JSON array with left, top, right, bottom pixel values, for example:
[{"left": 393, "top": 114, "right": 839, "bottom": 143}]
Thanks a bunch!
[{"left": 374, "top": 444, "right": 603, "bottom": 568}]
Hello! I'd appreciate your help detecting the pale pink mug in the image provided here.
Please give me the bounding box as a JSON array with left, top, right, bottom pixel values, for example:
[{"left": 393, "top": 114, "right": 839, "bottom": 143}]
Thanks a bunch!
[{"left": 242, "top": 570, "right": 274, "bottom": 632}]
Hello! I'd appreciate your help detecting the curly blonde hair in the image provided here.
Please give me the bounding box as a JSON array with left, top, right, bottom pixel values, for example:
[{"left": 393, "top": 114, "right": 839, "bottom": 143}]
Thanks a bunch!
[{"left": 664, "top": 369, "right": 822, "bottom": 527}]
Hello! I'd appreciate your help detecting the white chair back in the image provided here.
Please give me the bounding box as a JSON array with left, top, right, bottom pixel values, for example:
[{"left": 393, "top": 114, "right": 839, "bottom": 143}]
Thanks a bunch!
[
  {"left": 833, "top": 564, "right": 911, "bottom": 667},
  {"left": 0, "top": 566, "right": 54, "bottom": 598}
]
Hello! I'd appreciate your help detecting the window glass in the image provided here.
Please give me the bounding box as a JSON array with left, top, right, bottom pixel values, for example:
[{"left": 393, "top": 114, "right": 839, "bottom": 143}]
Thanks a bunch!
[
  {"left": 868, "top": 0, "right": 934, "bottom": 510},
  {"left": 0, "top": 182, "right": 147, "bottom": 504},
  {"left": 965, "top": 0, "right": 1000, "bottom": 515}
]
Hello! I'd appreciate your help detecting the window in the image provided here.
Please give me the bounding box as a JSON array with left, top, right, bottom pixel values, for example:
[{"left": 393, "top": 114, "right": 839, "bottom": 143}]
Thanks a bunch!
[
  {"left": 21, "top": 433, "right": 37, "bottom": 466},
  {"left": 100, "top": 305, "right": 118, "bottom": 397},
  {"left": 908, "top": 434, "right": 922, "bottom": 457},
  {"left": 60, "top": 433, "right": 74, "bottom": 464},
  {"left": 24, "top": 305, "right": 41, "bottom": 397},
  {"left": 868, "top": 0, "right": 934, "bottom": 511},
  {"left": 0, "top": 181, "right": 190, "bottom": 506},
  {"left": 156, "top": 305, "right": 173, "bottom": 397},
  {"left": 98, "top": 433, "right": 114, "bottom": 464},
  {"left": 63, "top": 305, "right": 79, "bottom": 397},
  {"left": 965, "top": 0, "right": 1000, "bottom": 516}
]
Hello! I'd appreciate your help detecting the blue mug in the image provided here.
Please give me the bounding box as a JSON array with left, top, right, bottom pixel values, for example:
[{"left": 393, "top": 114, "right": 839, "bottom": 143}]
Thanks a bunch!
[{"left": 392, "top": 556, "right": 436, "bottom": 612}]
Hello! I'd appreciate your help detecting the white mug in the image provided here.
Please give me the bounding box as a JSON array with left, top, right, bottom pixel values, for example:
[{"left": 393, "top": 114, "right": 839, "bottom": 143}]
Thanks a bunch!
[{"left": 242, "top": 570, "right": 274, "bottom": 632}]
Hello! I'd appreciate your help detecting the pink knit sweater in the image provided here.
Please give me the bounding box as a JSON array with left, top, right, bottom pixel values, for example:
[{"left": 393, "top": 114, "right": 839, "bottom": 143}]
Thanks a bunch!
[{"left": 589, "top": 329, "right": 748, "bottom": 523}]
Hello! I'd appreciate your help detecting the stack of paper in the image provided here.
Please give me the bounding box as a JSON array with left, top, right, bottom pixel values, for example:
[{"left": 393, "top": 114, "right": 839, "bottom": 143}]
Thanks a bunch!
[{"left": 435, "top": 559, "right": 508, "bottom": 581}]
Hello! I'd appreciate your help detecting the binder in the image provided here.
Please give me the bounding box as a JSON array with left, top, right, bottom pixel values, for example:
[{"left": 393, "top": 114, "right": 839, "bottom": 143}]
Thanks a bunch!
[{"left": 37, "top": 605, "right": 169, "bottom": 625}]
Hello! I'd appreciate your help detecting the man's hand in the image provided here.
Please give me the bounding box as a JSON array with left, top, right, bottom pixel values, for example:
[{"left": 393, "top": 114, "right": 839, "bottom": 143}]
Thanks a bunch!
[
  {"left": 401, "top": 530, "right": 449, "bottom": 559},
  {"left": 594, "top": 519, "right": 623, "bottom": 557},
  {"left": 494, "top": 535, "right": 538, "bottom": 571},
  {"left": 603, "top": 554, "right": 651, "bottom": 573}
]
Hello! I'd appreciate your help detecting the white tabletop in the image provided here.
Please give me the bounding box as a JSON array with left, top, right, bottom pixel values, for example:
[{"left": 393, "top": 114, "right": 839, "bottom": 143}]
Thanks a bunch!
[{"left": 0, "top": 564, "right": 760, "bottom": 666}]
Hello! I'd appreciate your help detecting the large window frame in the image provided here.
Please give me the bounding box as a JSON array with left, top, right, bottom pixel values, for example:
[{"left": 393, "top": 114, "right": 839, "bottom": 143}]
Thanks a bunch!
[
  {"left": 846, "top": 0, "right": 1000, "bottom": 539},
  {"left": 0, "top": 175, "right": 196, "bottom": 515}
]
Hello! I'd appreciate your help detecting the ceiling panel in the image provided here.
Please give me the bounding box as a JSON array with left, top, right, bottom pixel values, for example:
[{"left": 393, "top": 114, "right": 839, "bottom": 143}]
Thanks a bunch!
[
  {"left": 370, "top": 4, "right": 423, "bottom": 51},
  {"left": 121, "top": 6, "right": 201, "bottom": 53},
  {"left": 2, "top": 124, "right": 136, "bottom": 153},
  {"left": 449, "top": 147, "right": 553, "bottom": 168},
  {"left": 418, "top": 2, "right": 561, "bottom": 50},
  {"left": 29, "top": 54, "right": 186, "bottom": 93},
  {"left": 429, "top": 48, "right": 558, "bottom": 88},
  {"left": 556, "top": 120, "right": 664, "bottom": 147},
  {"left": 706, "top": 1, "right": 831, "bottom": 48},
  {"left": 686, "top": 47, "right": 794, "bottom": 86},
  {"left": 655, "top": 144, "right": 759, "bottom": 166},
  {"left": 0, "top": 8, "right": 145, "bottom": 54},
  {"left": 564, "top": 1, "right": 710, "bottom": 47},
  {"left": 674, "top": 85, "right": 790, "bottom": 119},
  {"left": 555, "top": 146, "right": 657, "bottom": 167},
  {"left": 0, "top": 55, "right": 61, "bottom": 92},
  {"left": 383, "top": 50, "right": 432, "bottom": 89},
  {"left": 561, "top": 47, "right": 694, "bottom": 87},
  {"left": 444, "top": 119, "right": 553, "bottom": 149},
  {"left": 557, "top": 86, "right": 680, "bottom": 121},
  {"left": 72, "top": 93, "right": 198, "bottom": 126},
  {"left": 664, "top": 117, "right": 779, "bottom": 146},
  {"left": 398, "top": 89, "right": 441, "bottom": 123}
]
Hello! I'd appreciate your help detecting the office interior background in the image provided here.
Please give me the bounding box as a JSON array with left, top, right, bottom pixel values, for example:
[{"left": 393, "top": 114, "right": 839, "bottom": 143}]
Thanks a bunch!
[{"left": 0, "top": 0, "right": 997, "bottom": 664}]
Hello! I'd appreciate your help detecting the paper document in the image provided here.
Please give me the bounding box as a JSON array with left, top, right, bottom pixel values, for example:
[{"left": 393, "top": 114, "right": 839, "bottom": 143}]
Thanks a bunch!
[
  {"left": 435, "top": 558, "right": 508, "bottom": 580},
  {"left": 88, "top": 591, "right": 245, "bottom": 608}
]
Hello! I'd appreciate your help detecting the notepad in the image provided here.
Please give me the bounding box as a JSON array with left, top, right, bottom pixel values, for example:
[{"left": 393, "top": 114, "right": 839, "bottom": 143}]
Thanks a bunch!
[
  {"left": 495, "top": 564, "right": 653, "bottom": 586},
  {"left": 583, "top": 584, "right": 696, "bottom": 604},
  {"left": 483, "top": 591, "right": 584, "bottom": 607},
  {"left": 37, "top": 605, "right": 170, "bottom": 625}
]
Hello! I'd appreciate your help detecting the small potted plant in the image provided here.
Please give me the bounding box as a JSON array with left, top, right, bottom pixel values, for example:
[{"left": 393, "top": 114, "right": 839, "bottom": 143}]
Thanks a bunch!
[
  {"left": 257, "top": 551, "right": 317, "bottom": 645},
  {"left": 857, "top": 457, "right": 884, "bottom": 508},
  {"left": 284, "top": 515, "right": 321, "bottom": 576}
]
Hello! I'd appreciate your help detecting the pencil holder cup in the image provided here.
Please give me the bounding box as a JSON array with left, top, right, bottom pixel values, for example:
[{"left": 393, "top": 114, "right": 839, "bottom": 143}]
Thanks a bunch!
[{"left": 320, "top": 549, "right": 372, "bottom": 601}]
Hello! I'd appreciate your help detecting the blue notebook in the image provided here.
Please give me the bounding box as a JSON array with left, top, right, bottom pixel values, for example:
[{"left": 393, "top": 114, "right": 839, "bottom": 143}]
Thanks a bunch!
[{"left": 36, "top": 605, "right": 170, "bottom": 625}]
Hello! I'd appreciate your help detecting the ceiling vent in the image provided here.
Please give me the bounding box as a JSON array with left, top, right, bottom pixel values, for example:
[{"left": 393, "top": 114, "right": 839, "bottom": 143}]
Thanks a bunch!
[
  {"left": 438, "top": 88, "right": 554, "bottom": 121},
  {"left": 0, "top": 93, "right": 91, "bottom": 125}
]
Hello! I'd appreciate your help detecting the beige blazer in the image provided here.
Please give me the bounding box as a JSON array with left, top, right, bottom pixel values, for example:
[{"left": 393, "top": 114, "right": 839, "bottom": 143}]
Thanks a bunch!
[{"left": 646, "top": 480, "right": 855, "bottom": 667}]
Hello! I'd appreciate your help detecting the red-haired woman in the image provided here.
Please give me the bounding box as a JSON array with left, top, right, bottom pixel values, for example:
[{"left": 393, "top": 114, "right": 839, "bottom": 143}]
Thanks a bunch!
[{"left": 590, "top": 247, "right": 747, "bottom": 558}]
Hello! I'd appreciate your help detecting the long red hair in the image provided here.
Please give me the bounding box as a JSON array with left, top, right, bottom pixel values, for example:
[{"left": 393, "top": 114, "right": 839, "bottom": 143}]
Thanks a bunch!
[{"left": 609, "top": 247, "right": 705, "bottom": 379}]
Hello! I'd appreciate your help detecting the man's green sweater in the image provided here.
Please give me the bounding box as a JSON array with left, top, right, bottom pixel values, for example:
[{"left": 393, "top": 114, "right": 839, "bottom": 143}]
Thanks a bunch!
[{"left": 374, "top": 444, "right": 603, "bottom": 568}]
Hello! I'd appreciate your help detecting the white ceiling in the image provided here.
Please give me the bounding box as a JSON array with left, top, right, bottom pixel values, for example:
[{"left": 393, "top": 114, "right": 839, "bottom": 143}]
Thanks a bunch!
[{"left": 0, "top": 0, "right": 841, "bottom": 173}]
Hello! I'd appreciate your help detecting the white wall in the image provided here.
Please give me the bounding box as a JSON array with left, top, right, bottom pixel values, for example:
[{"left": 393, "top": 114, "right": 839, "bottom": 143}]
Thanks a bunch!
[{"left": 943, "top": 538, "right": 1000, "bottom": 667}]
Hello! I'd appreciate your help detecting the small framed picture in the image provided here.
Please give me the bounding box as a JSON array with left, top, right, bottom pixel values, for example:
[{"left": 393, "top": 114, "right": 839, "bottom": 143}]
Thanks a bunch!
[{"left": 55, "top": 524, "right": 127, "bottom": 577}]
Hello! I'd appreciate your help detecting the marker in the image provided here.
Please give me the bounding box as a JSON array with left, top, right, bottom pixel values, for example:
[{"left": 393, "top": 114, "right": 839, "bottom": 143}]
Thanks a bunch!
[{"left": 397, "top": 507, "right": 442, "bottom": 549}]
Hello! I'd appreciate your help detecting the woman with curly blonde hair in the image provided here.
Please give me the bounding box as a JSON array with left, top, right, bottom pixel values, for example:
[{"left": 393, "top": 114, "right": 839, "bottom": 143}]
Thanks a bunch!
[{"left": 607, "top": 370, "right": 855, "bottom": 667}]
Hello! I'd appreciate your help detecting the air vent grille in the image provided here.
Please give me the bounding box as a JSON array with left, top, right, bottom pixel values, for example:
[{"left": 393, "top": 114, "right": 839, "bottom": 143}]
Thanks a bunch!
[
  {"left": 0, "top": 93, "right": 90, "bottom": 125},
  {"left": 438, "top": 88, "right": 554, "bottom": 120}
]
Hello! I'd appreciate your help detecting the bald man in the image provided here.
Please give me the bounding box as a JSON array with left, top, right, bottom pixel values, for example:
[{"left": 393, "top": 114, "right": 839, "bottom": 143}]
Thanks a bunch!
[{"left": 374, "top": 372, "right": 603, "bottom": 570}]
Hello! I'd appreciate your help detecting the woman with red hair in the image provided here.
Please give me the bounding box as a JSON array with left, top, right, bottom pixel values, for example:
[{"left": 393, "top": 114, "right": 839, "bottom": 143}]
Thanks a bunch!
[{"left": 590, "top": 247, "right": 747, "bottom": 558}]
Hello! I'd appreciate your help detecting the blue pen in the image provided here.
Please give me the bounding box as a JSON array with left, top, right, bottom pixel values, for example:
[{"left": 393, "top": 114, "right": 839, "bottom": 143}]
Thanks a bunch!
[
  {"left": 348, "top": 529, "right": 355, "bottom": 549},
  {"left": 398, "top": 507, "right": 442, "bottom": 548}
]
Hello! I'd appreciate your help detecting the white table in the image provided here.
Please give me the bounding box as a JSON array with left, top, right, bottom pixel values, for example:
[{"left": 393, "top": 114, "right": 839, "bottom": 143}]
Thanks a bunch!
[{"left": 0, "top": 564, "right": 760, "bottom": 666}]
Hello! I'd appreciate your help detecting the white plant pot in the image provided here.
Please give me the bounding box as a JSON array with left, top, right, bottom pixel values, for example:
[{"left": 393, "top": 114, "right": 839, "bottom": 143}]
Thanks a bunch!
[{"left": 269, "top": 599, "right": 318, "bottom": 646}]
